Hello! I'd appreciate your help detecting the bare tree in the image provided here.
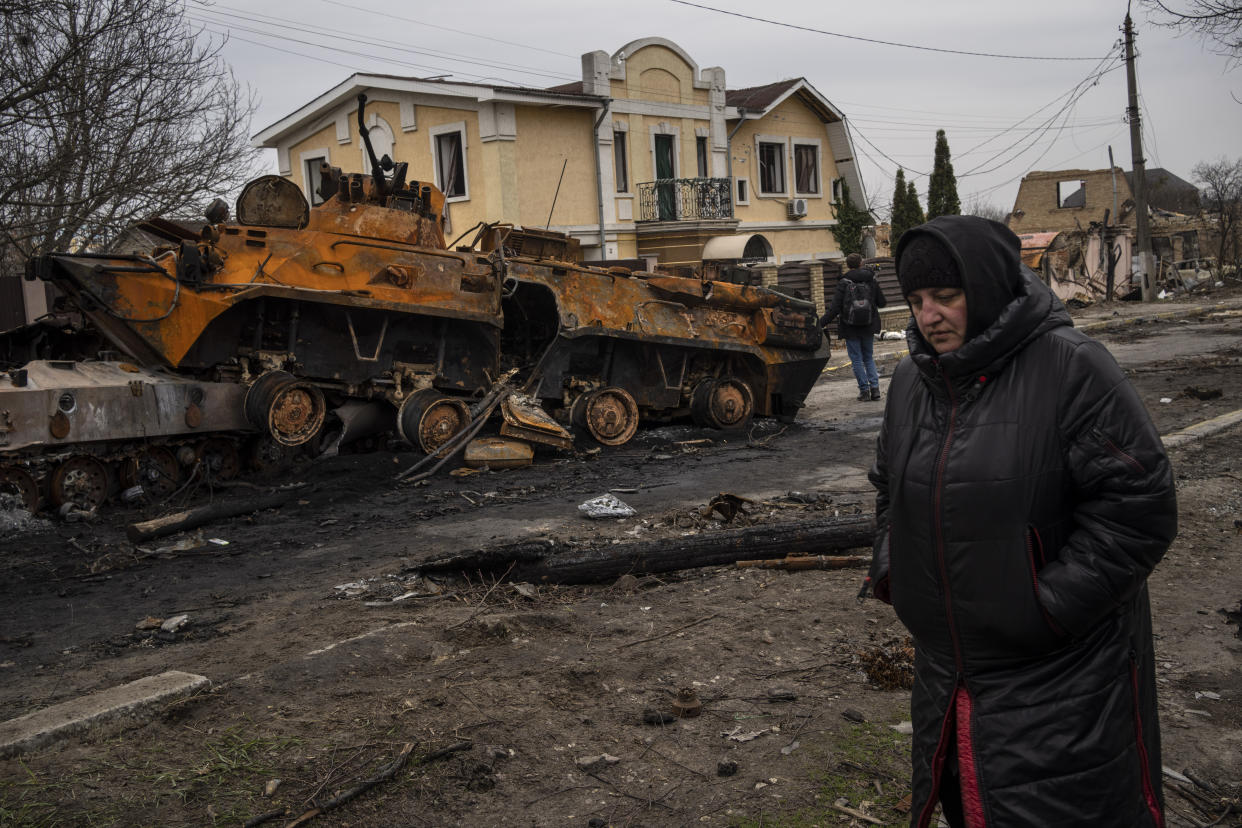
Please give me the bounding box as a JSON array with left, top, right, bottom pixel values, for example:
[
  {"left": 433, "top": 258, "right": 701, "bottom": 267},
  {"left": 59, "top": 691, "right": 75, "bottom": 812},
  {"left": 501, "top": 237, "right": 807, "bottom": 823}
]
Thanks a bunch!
[
  {"left": 1192, "top": 157, "right": 1242, "bottom": 271},
  {"left": 0, "top": 0, "right": 258, "bottom": 278},
  {"left": 962, "top": 195, "right": 1009, "bottom": 224},
  {"left": 1143, "top": 1, "right": 1242, "bottom": 66}
]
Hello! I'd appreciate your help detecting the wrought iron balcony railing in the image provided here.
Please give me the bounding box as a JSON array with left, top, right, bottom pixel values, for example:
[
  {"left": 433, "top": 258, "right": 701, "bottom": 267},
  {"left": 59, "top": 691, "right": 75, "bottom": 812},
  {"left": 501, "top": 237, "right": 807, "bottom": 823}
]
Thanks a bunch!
[{"left": 636, "top": 178, "right": 734, "bottom": 222}]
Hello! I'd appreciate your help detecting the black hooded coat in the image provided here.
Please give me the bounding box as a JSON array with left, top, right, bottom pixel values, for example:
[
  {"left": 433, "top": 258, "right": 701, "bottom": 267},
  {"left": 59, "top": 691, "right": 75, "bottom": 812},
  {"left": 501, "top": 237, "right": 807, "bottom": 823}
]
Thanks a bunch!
[{"left": 866, "top": 216, "right": 1177, "bottom": 827}]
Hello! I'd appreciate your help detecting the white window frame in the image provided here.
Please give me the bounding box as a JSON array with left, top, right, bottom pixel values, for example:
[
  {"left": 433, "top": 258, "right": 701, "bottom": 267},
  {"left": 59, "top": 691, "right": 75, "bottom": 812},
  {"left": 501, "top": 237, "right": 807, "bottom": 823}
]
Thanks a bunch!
[
  {"left": 734, "top": 177, "right": 750, "bottom": 206},
  {"left": 614, "top": 130, "right": 629, "bottom": 194},
  {"left": 792, "top": 138, "right": 822, "bottom": 198},
  {"left": 648, "top": 124, "right": 681, "bottom": 181},
  {"left": 755, "top": 135, "right": 789, "bottom": 197},
  {"left": 429, "top": 121, "right": 470, "bottom": 203},
  {"left": 299, "top": 147, "right": 331, "bottom": 205}
]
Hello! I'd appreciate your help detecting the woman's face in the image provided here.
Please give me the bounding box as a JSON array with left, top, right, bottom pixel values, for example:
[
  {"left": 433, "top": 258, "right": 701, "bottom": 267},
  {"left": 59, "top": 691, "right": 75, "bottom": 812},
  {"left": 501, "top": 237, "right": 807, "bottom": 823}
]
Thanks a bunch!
[{"left": 907, "top": 287, "right": 968, "bottom": 354}]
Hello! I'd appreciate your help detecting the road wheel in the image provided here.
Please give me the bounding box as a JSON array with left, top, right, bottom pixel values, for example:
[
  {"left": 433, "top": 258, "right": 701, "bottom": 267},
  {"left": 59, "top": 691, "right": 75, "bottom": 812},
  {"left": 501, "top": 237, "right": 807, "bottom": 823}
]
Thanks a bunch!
[
  {"left": 49, "top": 455, "right": 109, "bottom": 511},
  {"left": 582, "top": 386, "right": 639, "bottom": 447},
  {"left": 196, "top": 437, "right": 241, "bottom": 481},
  {"left": 691, "top": 378, "right": 754, "bottom": 431},
  {"left": 121, "top": 447, "right": 181, "bottom": 500},
  {"left": 0, "top": 465, "right": 40, "bottom": 512},
  {"left": 245, "top": 371, "right": 326, "bottom": 447},
  {"left": 398, "top": 389, "right": 472, "bottom": 454},
  {"left": 245, "top": 434, "right": 299, "bottom": 474}
]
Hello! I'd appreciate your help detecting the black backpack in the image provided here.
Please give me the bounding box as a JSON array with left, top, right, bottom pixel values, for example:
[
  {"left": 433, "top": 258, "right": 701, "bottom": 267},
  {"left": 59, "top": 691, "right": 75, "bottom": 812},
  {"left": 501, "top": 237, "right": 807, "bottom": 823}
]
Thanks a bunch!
[{"left": 841, "top": 277, "right": 874, "bottom": 326}]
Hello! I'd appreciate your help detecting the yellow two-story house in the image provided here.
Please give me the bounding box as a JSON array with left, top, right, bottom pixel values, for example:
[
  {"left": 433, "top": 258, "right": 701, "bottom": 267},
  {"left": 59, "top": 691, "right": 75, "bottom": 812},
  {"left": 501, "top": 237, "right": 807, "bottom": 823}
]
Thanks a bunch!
[{"left": 253, "top": 37, "right": 866, "bottom": 298}]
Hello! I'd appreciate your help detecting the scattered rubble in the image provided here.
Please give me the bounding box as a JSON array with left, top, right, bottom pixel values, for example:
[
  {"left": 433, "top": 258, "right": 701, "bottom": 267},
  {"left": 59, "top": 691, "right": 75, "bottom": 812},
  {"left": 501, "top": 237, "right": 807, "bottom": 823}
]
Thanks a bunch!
[
  {"left": 577, "top": 493, "right": 637, "bottom": 519},
  {"left": 575, "top": 753, "right": 620, "bottom": 771},
  {"left": 1182, "top": 386, "right": 1223, "bottom": 401},
  {"left": 159, "top": 614, "right": 189, "bottom": 634},
  {"left": 670, "top": 687, "right": 702, "bottom": 718},
  {"left": 858, "top": 636, "right": 916, "bottom": 691}
]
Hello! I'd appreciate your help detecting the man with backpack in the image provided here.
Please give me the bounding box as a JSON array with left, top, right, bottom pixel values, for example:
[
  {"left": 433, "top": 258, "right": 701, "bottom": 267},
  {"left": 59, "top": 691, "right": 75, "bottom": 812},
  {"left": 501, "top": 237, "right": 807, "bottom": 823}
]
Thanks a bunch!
[{"left": 824, "top": 252, "right": 887, "bottom": 400}]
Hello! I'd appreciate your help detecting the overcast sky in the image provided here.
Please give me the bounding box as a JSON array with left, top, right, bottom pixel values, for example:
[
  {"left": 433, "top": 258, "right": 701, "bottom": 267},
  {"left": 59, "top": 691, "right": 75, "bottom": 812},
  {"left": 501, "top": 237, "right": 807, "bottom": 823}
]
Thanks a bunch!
[{"left": 194, "top": 0, "right": 1242, "bottom": 217}]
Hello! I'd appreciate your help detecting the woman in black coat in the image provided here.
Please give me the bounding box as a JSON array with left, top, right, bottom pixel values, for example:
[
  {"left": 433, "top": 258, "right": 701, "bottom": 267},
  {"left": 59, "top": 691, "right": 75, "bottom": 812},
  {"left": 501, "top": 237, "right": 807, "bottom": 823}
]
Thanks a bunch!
[{"left": 863, "top": 216, "right": 1177, "bottom": 827}]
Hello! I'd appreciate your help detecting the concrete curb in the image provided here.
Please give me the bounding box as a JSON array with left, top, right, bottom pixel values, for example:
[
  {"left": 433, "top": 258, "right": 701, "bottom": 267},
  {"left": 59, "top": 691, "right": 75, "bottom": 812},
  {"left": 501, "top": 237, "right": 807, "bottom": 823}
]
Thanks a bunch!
[
  {"left": 823, "top": 297, "right": 1242, "bottom": 377},
  {"left": 823, "top": 346, "right": 908, "bottom": 375},
  {"left": 1078, "top": 299, "right": 1242, "bottom": 333},
  {"left": 0, "top": 670, "right": 209, "bottom": 758},
  {"left": 1161, "top": 408, "right": 1242, "bottom": 449}
]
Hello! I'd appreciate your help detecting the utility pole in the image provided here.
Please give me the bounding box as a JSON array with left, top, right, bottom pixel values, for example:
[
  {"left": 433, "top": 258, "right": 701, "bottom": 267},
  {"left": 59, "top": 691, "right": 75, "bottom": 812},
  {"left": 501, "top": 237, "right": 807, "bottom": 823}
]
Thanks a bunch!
[{"left": 1124, "top": 10, "right": 1154, "bottom": 300}]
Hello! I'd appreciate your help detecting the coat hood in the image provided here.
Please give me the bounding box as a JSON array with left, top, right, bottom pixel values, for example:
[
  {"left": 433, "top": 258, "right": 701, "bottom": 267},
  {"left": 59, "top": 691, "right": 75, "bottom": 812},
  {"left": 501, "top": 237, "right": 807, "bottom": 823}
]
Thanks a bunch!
[
  {"left": 897, "top": 216, "right": 1072, "bottom": 380},
  {"left": 896, "top": 215, "right": 1023, "bottom": 341}
]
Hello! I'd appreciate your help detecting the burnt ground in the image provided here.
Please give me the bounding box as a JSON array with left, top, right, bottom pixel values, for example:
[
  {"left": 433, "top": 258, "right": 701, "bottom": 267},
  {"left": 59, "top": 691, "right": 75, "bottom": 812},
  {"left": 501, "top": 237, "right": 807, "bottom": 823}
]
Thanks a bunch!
[{"left": 1, "top": 301, "right": 1241, "bottom": 827}]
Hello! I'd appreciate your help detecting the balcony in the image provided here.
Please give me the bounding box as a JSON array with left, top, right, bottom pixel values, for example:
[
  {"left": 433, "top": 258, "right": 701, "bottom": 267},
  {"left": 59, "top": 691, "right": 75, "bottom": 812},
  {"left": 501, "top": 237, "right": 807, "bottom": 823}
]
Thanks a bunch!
[{"left": 636, "top": 178, "right": 733, "bottom": 222}]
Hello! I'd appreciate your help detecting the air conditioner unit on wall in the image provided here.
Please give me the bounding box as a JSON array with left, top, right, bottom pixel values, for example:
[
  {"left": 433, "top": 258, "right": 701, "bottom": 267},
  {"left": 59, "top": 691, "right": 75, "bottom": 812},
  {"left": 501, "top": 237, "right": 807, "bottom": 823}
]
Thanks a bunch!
[{"left": 787, "top": 198, "right": 808, "bottom": 219}]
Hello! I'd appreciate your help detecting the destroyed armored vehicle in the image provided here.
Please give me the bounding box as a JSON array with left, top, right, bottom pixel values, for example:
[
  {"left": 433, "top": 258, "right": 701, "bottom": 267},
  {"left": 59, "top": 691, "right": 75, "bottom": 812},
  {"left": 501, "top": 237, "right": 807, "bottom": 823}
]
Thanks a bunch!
[{"left": 1, "top": 95, "right": 829, "bottom": 514}]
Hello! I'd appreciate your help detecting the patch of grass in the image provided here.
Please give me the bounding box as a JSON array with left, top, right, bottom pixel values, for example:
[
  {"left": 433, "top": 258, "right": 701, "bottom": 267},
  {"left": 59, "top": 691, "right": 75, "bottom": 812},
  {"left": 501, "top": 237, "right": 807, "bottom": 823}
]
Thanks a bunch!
[
  {"left": 0, "top": 726, "right": 303, "bottom": 827},
  {"left": 734, "top": 722, "right": 913, "bottom": 828},
  {"left": 0, "top": 758, "right": 76, "bottom": 828},
  {"left": 137, "top": 726, "right": 303, "bottom": 824}
]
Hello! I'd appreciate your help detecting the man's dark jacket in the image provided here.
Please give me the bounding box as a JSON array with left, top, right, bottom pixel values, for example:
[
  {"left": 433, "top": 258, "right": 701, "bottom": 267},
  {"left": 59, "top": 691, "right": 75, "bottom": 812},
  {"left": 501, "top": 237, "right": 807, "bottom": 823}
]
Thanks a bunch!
[
  {"left": 825, "top": 266, "right": 886, "bottom": 339},
  {"left": 866, "top": 216, "right": 1177, "bottom": 827}
]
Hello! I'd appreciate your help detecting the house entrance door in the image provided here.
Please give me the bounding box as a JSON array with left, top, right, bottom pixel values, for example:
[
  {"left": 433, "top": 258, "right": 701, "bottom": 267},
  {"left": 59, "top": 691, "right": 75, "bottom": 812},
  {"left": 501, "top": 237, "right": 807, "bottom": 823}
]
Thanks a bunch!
[{"left": 655, "top": 135, "right": 675, "bottom": 221}]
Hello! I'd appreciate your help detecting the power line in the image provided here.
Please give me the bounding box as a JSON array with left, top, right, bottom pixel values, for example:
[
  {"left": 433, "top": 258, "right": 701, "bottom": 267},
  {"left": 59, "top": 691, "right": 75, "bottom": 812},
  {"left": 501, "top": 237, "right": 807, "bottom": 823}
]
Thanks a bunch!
[
  {"left": 962, "top": 127, "right": 1127, "bottom": 203},
  {"left": 193, "top": 3, "right": 720, "bottom": 108},
  {"left": 1137, "top": 91, "right": 1162, "bottom": 168},
  {"left": 847, "top": 117, "right": 1119, "bottom": 136},
  {"left": 956, "top": 52, "right": 1125, "bottom": 178},
  {"left": 189, "top": 9, "right": 573, "bottom": 85},
  {"left": 197, "top": 4, "right": 576, "bottom": 83},
  {"left": 205, "top": 27, "right": 378, "bottom": 74},
  {"left": 846, "top": 118, "right": 930, "bottom": 178},
  {"left": 667, "top": 0, "right": 1113, "bottom": 61},
  {"left": 315, "top": 0, "right": 577, "bottom": 60},
  {"left": 844, "top": 44, "right": 1125, "bottom": 210}
]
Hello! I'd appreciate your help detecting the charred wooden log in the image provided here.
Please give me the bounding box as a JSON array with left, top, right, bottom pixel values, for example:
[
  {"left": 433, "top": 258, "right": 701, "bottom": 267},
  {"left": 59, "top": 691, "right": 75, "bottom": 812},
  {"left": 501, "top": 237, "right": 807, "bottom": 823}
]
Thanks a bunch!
[
  {"left": 415, "top": 514, "right": 875, "bottom": 584},
  {"left": 126, "top": 492, "right": 293, "bottom": 543}
]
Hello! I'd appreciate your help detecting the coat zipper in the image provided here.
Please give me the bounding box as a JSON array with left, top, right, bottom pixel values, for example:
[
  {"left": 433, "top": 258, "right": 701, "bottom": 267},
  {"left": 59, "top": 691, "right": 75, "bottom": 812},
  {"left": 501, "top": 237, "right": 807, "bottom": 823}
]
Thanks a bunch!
[
  {"left": 916, "top": 682, "right": 989, "bottom": 828},
  {"left": 916, "top": 698, "right": 957, "bottom": 828},
  {"left": 935, "top": 367, "right": 964, "bottom": 674},
  {"left": 955, "top": 685, "right": 987, "bottom": 828},
  {"left": 1130, "top": 652, "right": 1166, "bottom": 827},
  {"left": 916, "top": 370, "right": 972, "bottom": 826}
]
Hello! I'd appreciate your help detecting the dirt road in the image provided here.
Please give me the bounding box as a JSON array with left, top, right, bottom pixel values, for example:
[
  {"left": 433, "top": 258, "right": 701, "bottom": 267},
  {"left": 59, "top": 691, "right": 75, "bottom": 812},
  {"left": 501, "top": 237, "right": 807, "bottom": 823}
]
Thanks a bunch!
[{"left": 2, "top": 299, "right": 1240, "bottom": 827}]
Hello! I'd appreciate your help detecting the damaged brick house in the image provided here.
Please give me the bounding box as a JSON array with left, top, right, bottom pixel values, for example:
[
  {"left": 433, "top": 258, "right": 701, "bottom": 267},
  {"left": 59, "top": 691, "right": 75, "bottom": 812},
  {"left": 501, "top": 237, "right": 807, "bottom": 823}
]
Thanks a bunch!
[{"left": 1008, "top": 166, "right": 1210, "bottom": 299}]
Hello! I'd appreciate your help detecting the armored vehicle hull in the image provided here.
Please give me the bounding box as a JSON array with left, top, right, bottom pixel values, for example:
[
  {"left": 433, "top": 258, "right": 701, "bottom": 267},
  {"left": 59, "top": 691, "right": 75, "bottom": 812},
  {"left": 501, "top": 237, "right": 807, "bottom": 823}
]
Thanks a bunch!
[{"left": 2, "top": 95, "right": 829, "bottom": 513}]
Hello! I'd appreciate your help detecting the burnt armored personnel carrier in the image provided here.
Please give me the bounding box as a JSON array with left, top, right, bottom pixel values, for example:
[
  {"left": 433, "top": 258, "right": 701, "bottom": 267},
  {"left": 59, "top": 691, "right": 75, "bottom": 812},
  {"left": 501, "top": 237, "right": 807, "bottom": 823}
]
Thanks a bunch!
[{"left": 2, "top": 96, "right": 829, "bottom": 514}]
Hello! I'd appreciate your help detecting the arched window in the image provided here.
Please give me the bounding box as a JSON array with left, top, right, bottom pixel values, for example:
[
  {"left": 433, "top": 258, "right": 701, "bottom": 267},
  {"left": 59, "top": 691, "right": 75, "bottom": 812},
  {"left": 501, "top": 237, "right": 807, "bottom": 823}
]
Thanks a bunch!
[{"left": 359, "top": 113, "right": 395, "bottom": 173}]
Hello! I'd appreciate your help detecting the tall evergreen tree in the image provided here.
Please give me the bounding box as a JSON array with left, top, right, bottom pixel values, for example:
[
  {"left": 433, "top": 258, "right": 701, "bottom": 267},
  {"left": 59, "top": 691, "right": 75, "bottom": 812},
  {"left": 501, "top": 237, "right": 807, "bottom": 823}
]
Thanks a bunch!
[
  {"left": 907, "top": 179, "right": 926, "bottom": 227},
  {"left": 831, "top": 180, "right": 871, "bottom": 255},
  {"left": 927, "top": 129, "right": 961, "bottom": 219},
  {"left": 890, "top": 168, "right": 911, "bottom": 246},
  {"left": 891, "top": 168, "right": 925, "bottom": 248}
]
